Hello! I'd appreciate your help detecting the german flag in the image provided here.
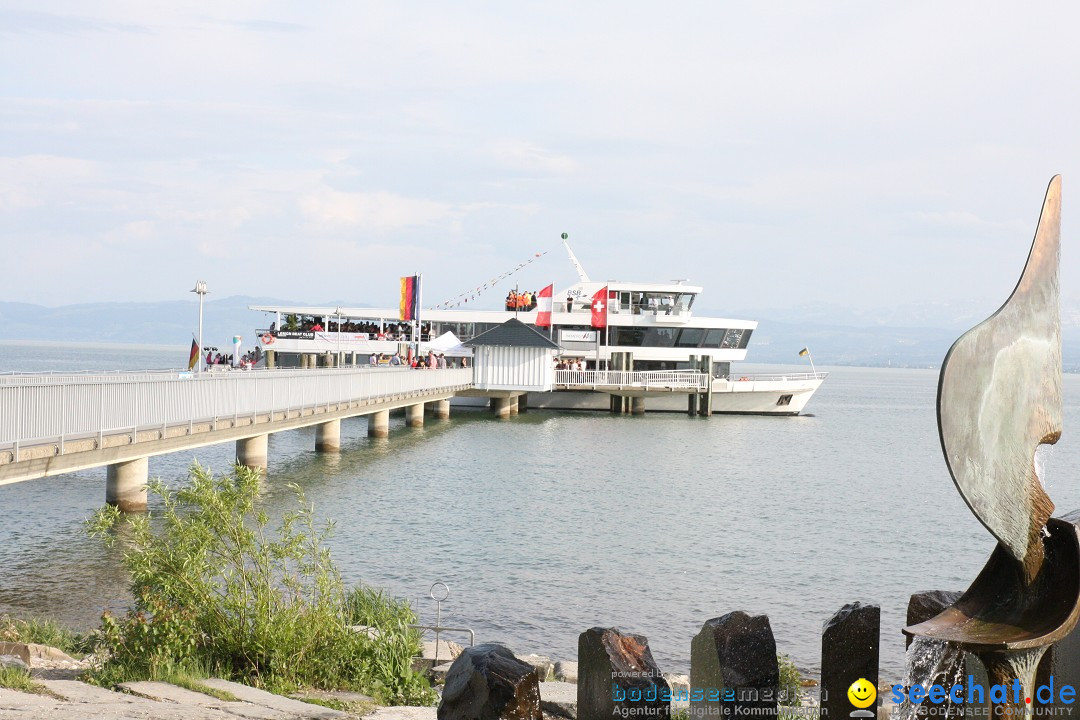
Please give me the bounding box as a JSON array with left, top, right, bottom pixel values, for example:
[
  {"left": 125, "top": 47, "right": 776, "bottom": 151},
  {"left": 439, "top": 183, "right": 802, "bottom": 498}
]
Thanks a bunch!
[
  {"left": 400, "top": 275, "right": 420, "bottom": 321},
  {"left": 188, "top": 338, "right": 200, "bottom": 370}
]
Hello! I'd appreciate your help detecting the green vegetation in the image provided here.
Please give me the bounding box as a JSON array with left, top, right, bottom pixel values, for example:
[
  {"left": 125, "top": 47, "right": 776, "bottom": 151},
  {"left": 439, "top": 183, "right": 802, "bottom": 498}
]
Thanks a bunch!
[
  {"left": 0, "top": 664, "right": 55, "bottom": 697},
  {"left": 777, "top": 653, "right": 810, "bottom": 720},
  {"left": 0, "top": 615, "right": 91, "bottom": 658},
  {"left": 86, "top": 462, "right": 436, "bottom": 705}
]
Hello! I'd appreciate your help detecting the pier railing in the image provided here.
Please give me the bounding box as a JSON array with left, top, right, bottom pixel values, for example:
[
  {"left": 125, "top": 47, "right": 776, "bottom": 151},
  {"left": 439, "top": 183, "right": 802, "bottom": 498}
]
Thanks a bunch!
[
  {"left": 553, "top": 369, "right": 709, "bottom": 390},
  {"left": 0, "top": 367, "right": 473, "bottom": 456}
]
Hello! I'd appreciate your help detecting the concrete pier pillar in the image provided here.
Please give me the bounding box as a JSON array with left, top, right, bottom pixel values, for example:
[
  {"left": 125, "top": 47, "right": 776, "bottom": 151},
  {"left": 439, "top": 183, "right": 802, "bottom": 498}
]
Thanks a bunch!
[
  {"left": 492, "top": 397, "right": 511, "bottom": 419},
  {"left": 265, "top": 350, "right": 275, "bottom": 369},
  {"left": 236, "top": 433, "right": 268, "bottom": 471},
  {"left": 316, "top": 419, "right": 341, "bottom": 452},
  {"left": 509, "top": 395, "right": 520, "bottom": 416},
  {"left": 631, "top": 396, "right": 646, "bottom": 415},
  {"left": 434, "top": 399, "right": 451, "bottom": 419},
  {"left": 407, "top": 403, "right": 425, "bottom": 427},
  {"left": 368, "top": 409, "right": 390, "bottom": 438},
  {"left": 106, "top": 457, "right": 148, "bottom": 512},
  {"left": 517, "top": 393, "right": 528, "bottom": 413}
]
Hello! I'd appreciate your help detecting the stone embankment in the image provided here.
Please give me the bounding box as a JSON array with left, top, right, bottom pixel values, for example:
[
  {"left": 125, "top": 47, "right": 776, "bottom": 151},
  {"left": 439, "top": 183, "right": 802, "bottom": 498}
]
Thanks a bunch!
[{"left": 0, "top": 639, "right": 703, "bottom": 720}]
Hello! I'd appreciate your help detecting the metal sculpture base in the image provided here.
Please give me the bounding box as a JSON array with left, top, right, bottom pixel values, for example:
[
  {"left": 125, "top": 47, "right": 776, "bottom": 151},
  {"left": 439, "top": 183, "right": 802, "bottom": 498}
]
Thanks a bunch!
[{"left": 905, "top": 518, "right": 1080, "bottom": 719}]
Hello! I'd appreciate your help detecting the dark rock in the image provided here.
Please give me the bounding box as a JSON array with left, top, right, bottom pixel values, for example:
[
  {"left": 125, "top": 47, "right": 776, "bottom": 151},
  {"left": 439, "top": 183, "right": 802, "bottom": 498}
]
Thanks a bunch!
[
  {"left": 578, "top": 627, "right": 669, "bottom": 720},
  {"left": 439, "top": 644, "right": 542, "bottom": 720},
  {"left": 905, "top": 591, "right": 962, "bottom": 648},
  {"left": 820, "top": 602, "right": 879, "bottom": 720},
  {"left": 689, "top": 612, "right": 779, "bottom": 720}
]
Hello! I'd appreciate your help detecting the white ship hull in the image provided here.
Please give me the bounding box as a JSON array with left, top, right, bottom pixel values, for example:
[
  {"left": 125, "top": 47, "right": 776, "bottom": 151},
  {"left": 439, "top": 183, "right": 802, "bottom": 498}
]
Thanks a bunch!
[{"left": 452, "top": 373, "right": 825, "bottom": 415}]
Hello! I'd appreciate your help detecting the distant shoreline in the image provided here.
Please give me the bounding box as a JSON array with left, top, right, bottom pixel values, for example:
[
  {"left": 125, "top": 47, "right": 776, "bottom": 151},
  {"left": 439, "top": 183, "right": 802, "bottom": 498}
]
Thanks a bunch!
[{"left": 0, "top": 339, "right": 188, "bottom": 352}]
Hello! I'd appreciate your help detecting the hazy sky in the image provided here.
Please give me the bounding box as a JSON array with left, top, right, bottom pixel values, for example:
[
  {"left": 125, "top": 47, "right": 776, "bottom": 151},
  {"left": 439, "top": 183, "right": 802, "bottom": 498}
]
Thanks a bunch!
[{"left": 3, "top": 2, "right": 1079, "bottom": 313}]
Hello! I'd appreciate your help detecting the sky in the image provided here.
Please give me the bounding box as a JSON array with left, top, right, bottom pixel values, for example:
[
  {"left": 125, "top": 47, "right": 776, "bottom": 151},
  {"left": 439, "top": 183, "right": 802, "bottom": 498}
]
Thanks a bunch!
[{"left": 2, "top": 2, "right": 1080, "bottom": 315}]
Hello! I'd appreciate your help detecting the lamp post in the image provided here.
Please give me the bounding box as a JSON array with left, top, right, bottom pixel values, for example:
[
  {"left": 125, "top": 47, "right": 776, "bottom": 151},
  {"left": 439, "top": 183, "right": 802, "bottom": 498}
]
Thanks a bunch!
[{"left": 190, "top": 280, "right": 209, "bottom": 372}]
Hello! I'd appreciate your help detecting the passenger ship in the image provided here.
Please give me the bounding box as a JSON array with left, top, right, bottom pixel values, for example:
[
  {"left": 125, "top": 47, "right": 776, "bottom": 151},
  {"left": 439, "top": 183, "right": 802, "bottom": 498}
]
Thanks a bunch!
[{"left": 249, "top": 249, "right": 827, "bottom": 415}]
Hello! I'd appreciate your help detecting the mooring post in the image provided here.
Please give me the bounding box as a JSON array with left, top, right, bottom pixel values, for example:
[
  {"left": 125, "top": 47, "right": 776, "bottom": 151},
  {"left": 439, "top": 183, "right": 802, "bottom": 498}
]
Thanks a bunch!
[
  {"left": 315, "top": 419, "right": 341, "bottom": 452},
  {"left": 492, "top": 397, "right": 511, "bottom": 418},
  {"left": 368, "top": 409, "right": 390, "bottom": 438},
  {"left": 106, "top": 456, "right": 148, "bottom": 512},
  {"left": 236, "top": 433, "right": 269, "bottom": 471},
  {"left": 699, "top": 354, "right": 713, "bottom": 416}
]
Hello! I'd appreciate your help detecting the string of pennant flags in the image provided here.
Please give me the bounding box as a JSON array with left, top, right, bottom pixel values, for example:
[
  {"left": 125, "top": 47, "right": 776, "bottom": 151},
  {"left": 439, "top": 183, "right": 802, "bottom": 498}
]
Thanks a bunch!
[{"left": 430, "top": 250, "right": 549, "bottom": 310}]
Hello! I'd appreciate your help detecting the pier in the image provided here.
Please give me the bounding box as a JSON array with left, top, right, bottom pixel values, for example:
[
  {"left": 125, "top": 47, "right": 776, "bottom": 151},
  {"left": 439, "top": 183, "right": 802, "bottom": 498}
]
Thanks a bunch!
[{"left": 0, "top": 367, "right": 472, "bottom": 510}]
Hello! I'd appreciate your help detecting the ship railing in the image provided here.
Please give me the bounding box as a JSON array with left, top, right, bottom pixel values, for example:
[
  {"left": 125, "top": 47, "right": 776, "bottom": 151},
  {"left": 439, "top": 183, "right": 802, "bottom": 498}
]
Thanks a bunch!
[
  {"left": 553, "top": 369, "right": 709, "bottom": 390},
  {"left": 723, "top": 372, "right": 829, "bottom": 383},
  {"left": 0, "top": 367, "right": 474, "bottom": 456}
]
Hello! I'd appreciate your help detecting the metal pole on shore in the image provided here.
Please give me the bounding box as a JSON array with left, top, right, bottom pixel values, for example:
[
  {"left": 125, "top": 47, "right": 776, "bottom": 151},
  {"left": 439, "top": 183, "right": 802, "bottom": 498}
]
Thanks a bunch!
[{"left": 191, "top": 280, "right": 208, "bottom": 373}]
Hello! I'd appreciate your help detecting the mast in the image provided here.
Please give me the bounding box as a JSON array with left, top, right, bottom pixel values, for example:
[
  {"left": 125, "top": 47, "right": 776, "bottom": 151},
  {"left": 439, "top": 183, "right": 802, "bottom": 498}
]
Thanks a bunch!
[{"left": 561, "top": 232, "right": 590, "bottom": 283}]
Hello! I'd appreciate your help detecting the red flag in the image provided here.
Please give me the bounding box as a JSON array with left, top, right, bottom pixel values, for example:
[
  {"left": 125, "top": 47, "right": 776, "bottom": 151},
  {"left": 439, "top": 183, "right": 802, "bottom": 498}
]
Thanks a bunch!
[
  {"left": 535, "top": 284, "right": 554, "bottom": 327},
  {"left": 187, "top": 338, "right": 199, "bottom": 370},
  {"left": 590, "top": 286, "right": 608, "bottom": 329}
]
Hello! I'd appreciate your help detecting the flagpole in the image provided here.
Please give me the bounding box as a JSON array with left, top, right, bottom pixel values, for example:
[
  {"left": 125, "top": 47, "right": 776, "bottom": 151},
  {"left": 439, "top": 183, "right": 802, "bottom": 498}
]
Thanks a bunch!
[
  {"left": 604, "top": 287, "right": 610, "bottom": 370},
  {"left": 549, "top": 280, "right": 554, "bottom": 341},
  {"left": 416, "top": 273, "right": 423, "bottom": 362},
  {"left": 804, "top": 347, "right": 816, "bottom": 376}
]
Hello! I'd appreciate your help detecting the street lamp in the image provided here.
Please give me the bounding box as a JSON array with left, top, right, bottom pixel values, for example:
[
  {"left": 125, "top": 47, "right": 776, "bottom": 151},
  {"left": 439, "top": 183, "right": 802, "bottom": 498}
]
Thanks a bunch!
[{"left": 190, "top": 280, "right": 209, "bottom": 372}]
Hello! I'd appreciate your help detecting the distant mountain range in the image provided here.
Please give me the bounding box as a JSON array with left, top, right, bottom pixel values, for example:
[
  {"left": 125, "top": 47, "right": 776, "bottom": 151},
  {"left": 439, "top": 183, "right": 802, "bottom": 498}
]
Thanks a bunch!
[
  {"left": 3, "top": 296, "right": 1080, "bottom": 371},
  {"left": 0, "top": 296, "right": 368, "bottom": 349}
]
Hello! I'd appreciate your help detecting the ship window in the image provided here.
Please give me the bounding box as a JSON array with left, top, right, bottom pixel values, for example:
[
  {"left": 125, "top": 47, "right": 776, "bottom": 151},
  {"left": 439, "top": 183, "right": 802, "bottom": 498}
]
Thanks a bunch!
[
  {"left": 611, "top": 327, "right": 679, "bottom": 347},
  {"left": 675, "top": 328, "right": 705, "bottom": 347},
  {"left": 777, "top": 394, "right": 793, "bottom": 406},
  {"left": 738, "top": 329, "right": 753, "bottom": 349},
  {"left": 704, "top": 329, "right": 726, "bottom": 347},
  {"left": 721, "top": 329, "right": 745, "bottom": 349}
]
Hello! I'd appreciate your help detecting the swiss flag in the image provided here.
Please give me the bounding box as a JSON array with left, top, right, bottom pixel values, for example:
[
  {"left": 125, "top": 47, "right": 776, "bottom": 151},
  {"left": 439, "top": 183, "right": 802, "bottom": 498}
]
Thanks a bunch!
[
  {"left": 590, "top": 286, "right": 608, "bottom": 328},
  {"left": 536, "top": 284, "right": 554, "bottom": 328}
]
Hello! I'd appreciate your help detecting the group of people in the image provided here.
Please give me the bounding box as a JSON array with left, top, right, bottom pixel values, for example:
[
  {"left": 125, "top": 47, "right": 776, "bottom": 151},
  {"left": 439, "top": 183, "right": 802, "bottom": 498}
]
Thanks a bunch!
[
  {"left": 554, "top": 358, "right": 585, "bottom": 371},
  {"left": 504, "top": 290, "right": 540, "bottom": 311},
  {"left": 366, "top": 351, "right": 467, "bottom": 370},
  {"left": 204, "top": 347, "right": 262, "bottom": 370},
  {"left": 273, "top": 318, "right": 432, "bottom": 342}
]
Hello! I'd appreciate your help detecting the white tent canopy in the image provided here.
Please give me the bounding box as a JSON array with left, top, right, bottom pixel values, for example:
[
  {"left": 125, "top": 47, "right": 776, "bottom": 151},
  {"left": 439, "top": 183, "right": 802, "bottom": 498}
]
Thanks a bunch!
[{"left": 424, "top": 331, "right": 473, "bottom": 357}]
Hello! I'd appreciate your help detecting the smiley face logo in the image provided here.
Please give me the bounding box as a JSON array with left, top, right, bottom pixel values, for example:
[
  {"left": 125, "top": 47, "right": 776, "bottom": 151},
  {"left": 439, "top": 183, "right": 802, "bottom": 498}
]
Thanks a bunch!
[{"left": 848, "top": 678, "right": 876, "bottom": 709}]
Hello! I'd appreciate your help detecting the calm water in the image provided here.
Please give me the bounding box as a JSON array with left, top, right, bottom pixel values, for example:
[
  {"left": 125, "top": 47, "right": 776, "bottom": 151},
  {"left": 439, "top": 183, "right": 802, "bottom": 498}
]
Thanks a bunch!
[{"left": 4, "top": 340, "right": 1080, "bottom": 682}]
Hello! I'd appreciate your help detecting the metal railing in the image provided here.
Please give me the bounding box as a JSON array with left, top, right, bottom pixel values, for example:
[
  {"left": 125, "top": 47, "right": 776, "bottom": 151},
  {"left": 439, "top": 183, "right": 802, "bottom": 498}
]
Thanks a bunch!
[
  {"left": 724, "top": 372, "right": 829, "bottom": 383},
  {"left": 553, "top": 369, "right": 709, "bottom": 390},
  {"left": 0, "top": 367, "right": 473, "bottom": 457}
]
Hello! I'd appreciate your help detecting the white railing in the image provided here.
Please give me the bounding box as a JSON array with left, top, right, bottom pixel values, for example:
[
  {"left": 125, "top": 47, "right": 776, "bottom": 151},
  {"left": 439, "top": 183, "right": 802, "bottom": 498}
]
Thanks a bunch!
[
  {"left": 553, "top": 369, "right": 709, "bottom": 390},
  {"left": 724, "top": 372, "right": 829, "bottom": 383},
  {"left": 0, "top": 367, "right": 473, "bottom": 457}
]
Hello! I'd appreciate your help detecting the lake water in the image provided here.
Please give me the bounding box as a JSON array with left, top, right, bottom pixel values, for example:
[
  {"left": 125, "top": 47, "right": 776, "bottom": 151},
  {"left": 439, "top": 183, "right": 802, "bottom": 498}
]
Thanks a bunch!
[{"left": 3, "top": 340, "right": 1080, "bottom": 683}]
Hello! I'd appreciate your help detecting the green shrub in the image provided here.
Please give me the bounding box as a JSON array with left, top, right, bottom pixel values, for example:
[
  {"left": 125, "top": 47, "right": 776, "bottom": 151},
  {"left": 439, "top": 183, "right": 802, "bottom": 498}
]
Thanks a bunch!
[
  {"left": 777, "top": 653, "right": 804, "bottom": 715},
  {"left": 86, "top": 462, "right": 435, "bottom": 705}
]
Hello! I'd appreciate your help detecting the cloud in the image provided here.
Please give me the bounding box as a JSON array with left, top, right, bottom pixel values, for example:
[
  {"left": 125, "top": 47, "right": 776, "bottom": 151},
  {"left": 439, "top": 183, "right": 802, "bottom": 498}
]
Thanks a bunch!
[
  {"left": 906, "top": 210, "right": 998, "bottom": 230},
  {"left": 0, "top": 155, "right": 97, "bottom": 211},
  {"left": 299, "top": 188, "right": 456, "bottom": 231},
  {"left": 0, "top": 9, "right": 148, "bottom": 36},
  {"left": 491, "top": 140, "right": 578, "bottom": 174}
]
